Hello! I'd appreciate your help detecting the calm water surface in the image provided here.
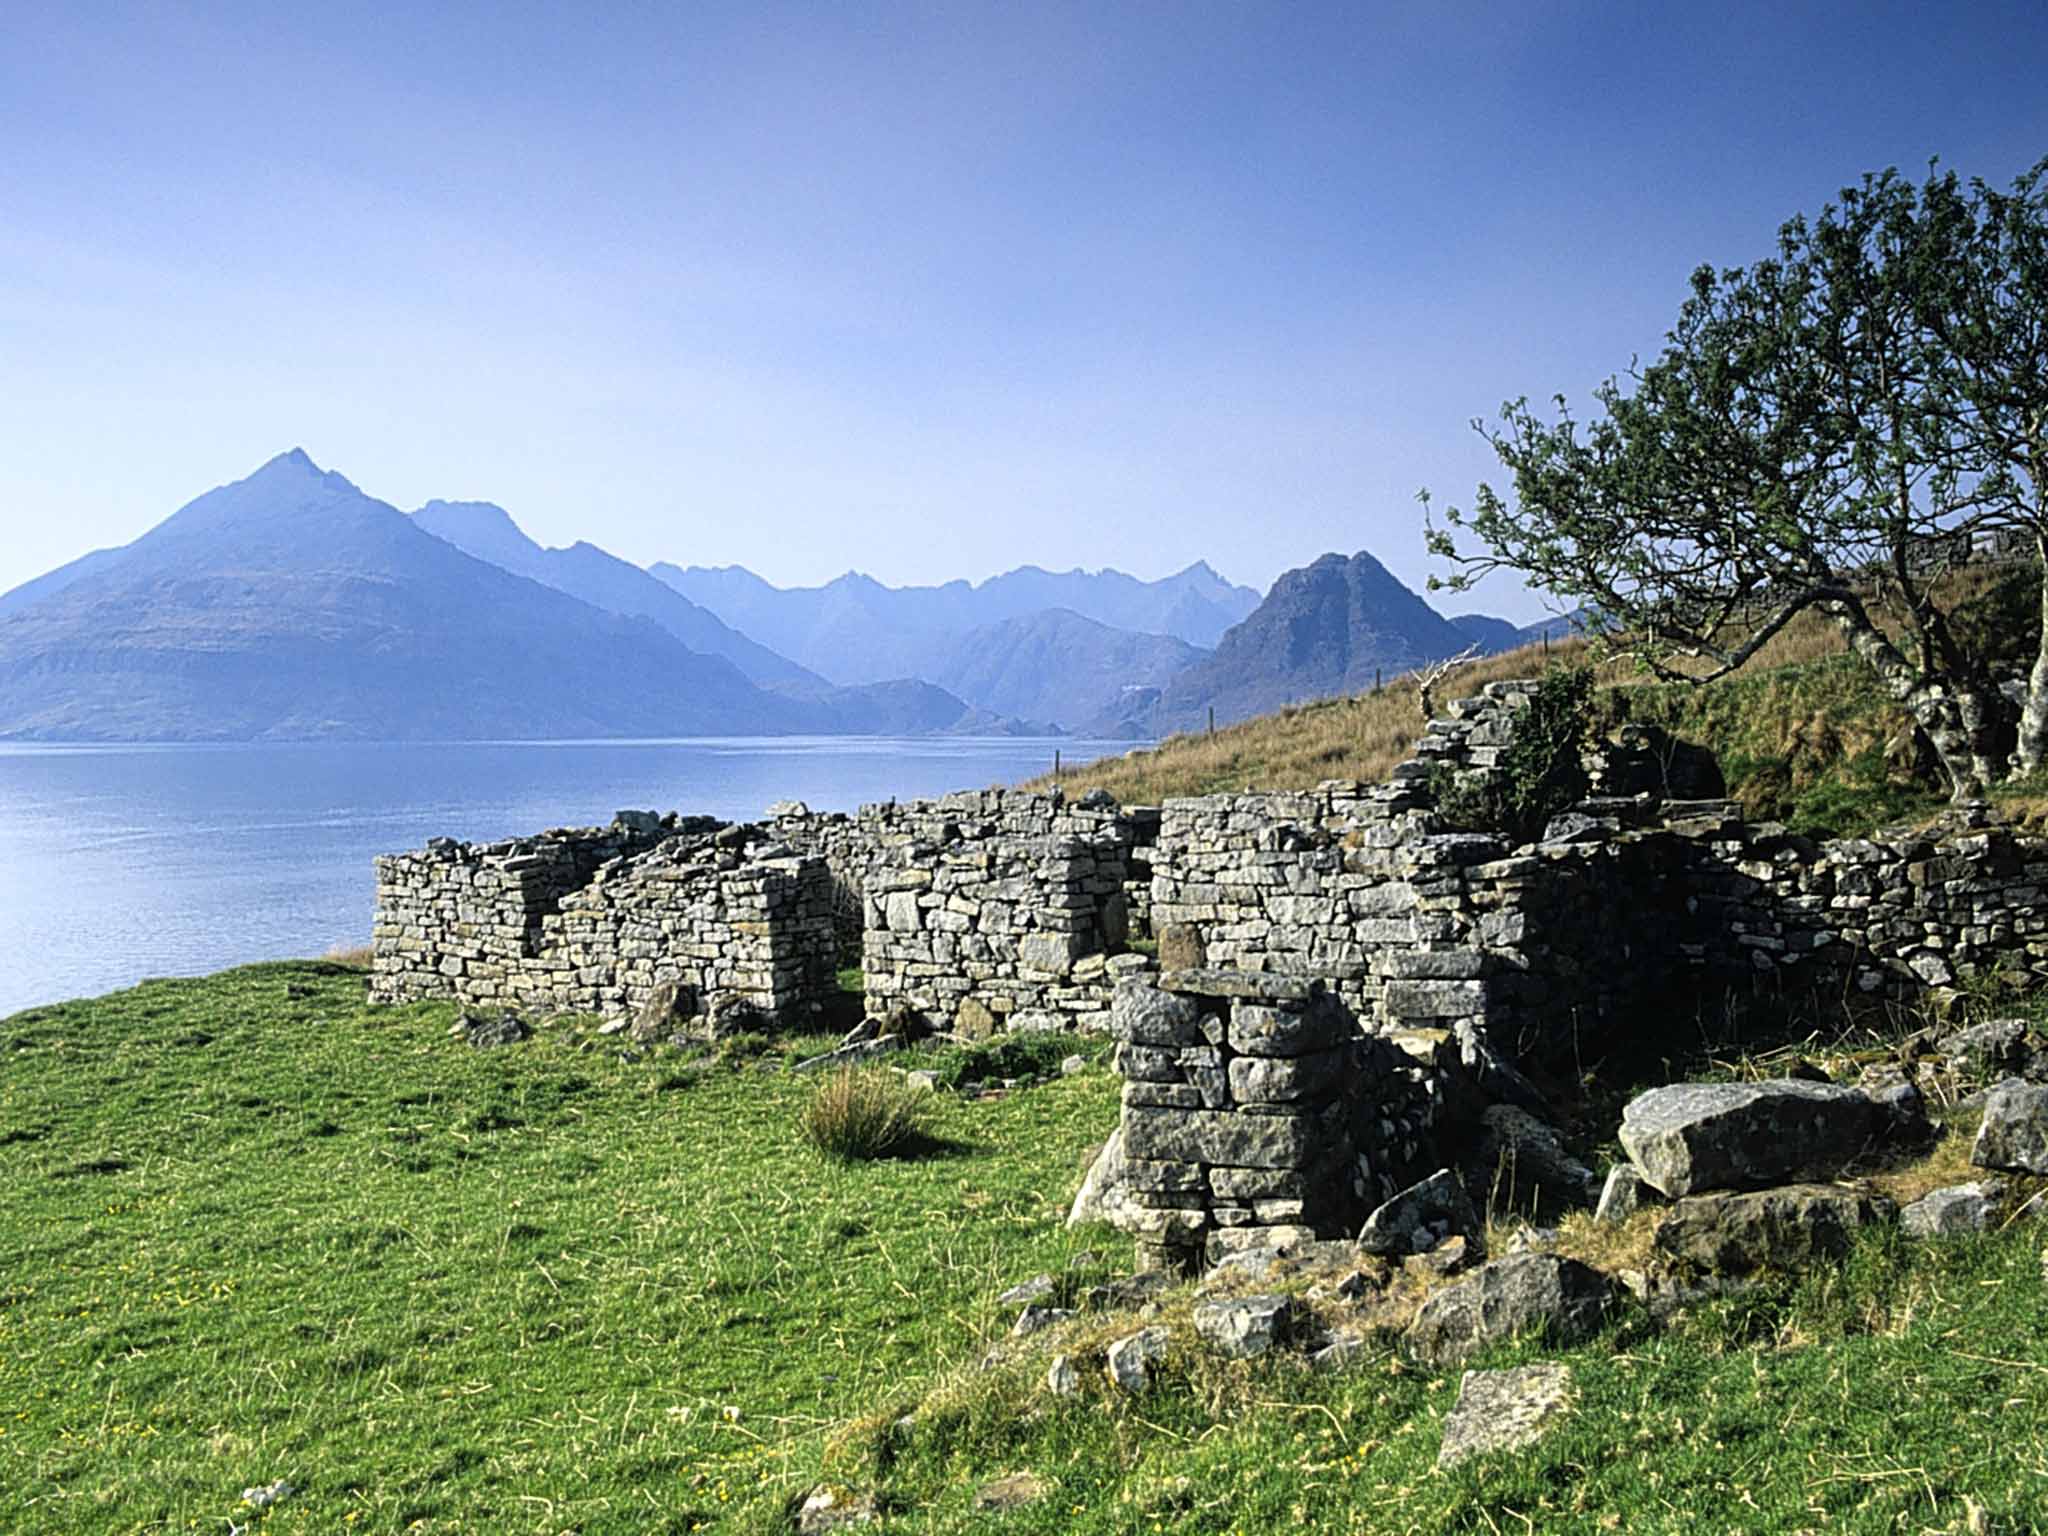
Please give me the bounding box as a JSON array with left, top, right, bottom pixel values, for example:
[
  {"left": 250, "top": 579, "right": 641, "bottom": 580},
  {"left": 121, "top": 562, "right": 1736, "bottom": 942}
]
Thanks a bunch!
[{"left": 0, "top": 737, "right": 1113, "bottom": 1016}]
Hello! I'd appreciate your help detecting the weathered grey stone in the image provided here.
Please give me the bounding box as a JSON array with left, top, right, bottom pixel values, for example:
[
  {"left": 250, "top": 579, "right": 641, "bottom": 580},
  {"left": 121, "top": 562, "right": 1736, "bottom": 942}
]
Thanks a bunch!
[
  {"left": 1156, "top": 921, "right": 1204, "bottom": 972},
  {"left": 796, "top": 1486, "right": 877, "bottom": 1534},
  {"left": 1067, "top": 1130, "right": 1141, "bottom": 1229},
  {"left": 1618, "top": 1079, "right": 1878, "bottom": 1196},
  {"left": 1112, "top": 982, "right": 1203, "bottom": 1047},
  {"left": 1972, "top": 1078, "right": 2048, "bottom": 1174},
  {"left": 1406, "top": 1255, "right": 1611, "bottom": 1367},
  {"left": 1479, "top": 1104, "right": 1601, "bottom": 1207},
  {"left": 1191, "top": 1294, "right": 1303, "bottom": 1359},
  {"left": 1011, "top": 1305, "right": 1075, "bottom": 1337},
  {"left": 1310, "top": 1331, "right": 1368, "bottom": 1372},
  {"left": 1227, "top": 1048, "right": 1347, "bottom": 1104},
  {"left": 1938, "top": 1019, "right": 2033, "bottom": 1076},
  {"left": 1019, "top": 932, "right": 1080, "bottom": 976},
  {"left": 1227, "top": 993, "right": 1353, "bottom": 1058},
  {"left": 1105, "top": 1326, "right": 1171, "bottom": 1392},
  {"left": 1359, "top": 1169, "right": 1482, "bottom": 1257},
  {"left": 1594, "top": 1166, "right": 1650, "bottom": 1225},
  {"left": 1654, "top": 1183, "right": 1897, "bottom": 1273},
  {"left": 1045, "top": 1355, "right": 1080, "bottom": 1396},
  {"left": 954, "top": 997, "right": 997, "bottom": 1041},
  {"left": 1122, "top": 1105, "right": 1317, "bottom": 1169},
  {"left": 996, "top": 1274, "right": 1056, "bottom": 1308},
  {"left": 1437, "top": 1363, "right": 1574, "bottom": 1468},
  {"left": 629, "top": 980, "right": 693, "bottom": 1042},
  {"left": 1901, "top": 1182, "right": 2001, "bottom": 1238},
  {"left": 885, "top": 891, "right": 922, "bottom": 933}
]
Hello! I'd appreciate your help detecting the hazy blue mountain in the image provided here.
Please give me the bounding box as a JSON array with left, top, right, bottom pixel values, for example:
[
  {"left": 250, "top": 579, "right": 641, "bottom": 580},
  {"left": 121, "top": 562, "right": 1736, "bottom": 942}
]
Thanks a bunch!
[
  {"left": 1448, "top": 613, "right": 1522, "bottom": 653},
  {"left": 412, "top": 499, "right": 825, "bottom": 690},
  {"left": 0, "top": 545, "right": 131, "bottom": 618},
  {"left": 1086, "top": 550, "right": 1475, "bottom": 737},
  {"left": 0, "top": 450, "right": 820, "bottom": 741},
  {"left": 927, "top": 609, "right": 1205, "bottom": 729},
  {"left": 650, "top": 559, "right": 1259, "bottom": 685}
]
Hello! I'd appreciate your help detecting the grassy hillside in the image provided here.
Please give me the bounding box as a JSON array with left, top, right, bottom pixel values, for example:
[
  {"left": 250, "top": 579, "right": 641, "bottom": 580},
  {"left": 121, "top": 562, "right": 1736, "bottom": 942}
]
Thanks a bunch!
[
  {"left": 1033, "top": 617, "right": 2013, "bottom": 838},
  {"left": 6, "top": 966, "right": 2048, "bottom": 1532}
]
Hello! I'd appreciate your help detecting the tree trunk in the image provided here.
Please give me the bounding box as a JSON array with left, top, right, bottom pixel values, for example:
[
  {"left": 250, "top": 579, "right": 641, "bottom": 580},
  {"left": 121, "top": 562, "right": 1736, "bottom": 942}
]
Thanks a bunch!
[
  {"left": 2012, "top": 535, "right": 2048, "bottom": 777},
  {"left": 1822, "top": 598, "right": 1991, "bottom": 802}
]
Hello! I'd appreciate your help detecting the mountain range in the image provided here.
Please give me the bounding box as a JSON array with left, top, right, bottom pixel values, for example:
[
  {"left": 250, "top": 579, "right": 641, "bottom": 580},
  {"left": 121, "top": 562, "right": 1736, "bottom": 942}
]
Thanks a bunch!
[{"left": 0, "top": 450, "right": 1569, "bottom": 744}]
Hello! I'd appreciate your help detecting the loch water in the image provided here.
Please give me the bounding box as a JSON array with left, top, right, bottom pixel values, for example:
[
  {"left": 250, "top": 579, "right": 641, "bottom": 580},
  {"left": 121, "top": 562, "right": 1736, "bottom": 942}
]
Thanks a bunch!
[{"left": 0, "top": 736, "right": 1108, "bottom": 1017}]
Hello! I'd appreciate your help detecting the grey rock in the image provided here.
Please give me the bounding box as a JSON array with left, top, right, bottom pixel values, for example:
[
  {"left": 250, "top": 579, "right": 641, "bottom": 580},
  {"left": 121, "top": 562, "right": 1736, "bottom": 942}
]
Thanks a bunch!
[
  {"left": 1479, "top": 1104, "right": 1602, "bottom": 1207},
  {"left": 1900, "top": 1182, "right": 2002, "bottom": 1238},
  {"left": 996, "top": 1274, "right": 1056, "bottom": 1308},
  {"left": 1011, "top": 1305, "right": 1076, "bottom": 1337},
  {"left": 1619, "top": 1079, "right": 1878, "bottom": 1196},
  {"left": 1122, "top": 1104, "right": 1317, "bottom": 1169},
  {"left": 464, "top": 1012, "right": 531, "bottom": 1048},
  {"left": 1226, "top": 992, "right": 1355, "bottom": 1059},
  {"left": 1359, "top": 1169, "right": 1483, "bottom": 1257},
  {"left": 1654, "top": 1183, "right": 1897, "bottom": 1273},
  {"left": 1310, "top": 1331, "right": 1368, "bottom": 1372},
  {"left": 629, "top": 980, "right": 694, "bottom": 1043},
  {"left": 1406, "top": 1255, "right": 1611, "bottom": 1367},
  {"left": 796, "top": 1486, "right": 878, "bottom": 1534},
  {"left": 1067, "top": 1130, "right": 1140, "bottom": 1229},
  {"left": 1437, "top": 1363, "right": 1574, "bottom": 1469},
  {"left": 1595, "top": 1166, "right": 1651, "bottom": 1224},
  {"left": 1105, "top": 1326, "right": 1171, "bottom": 1392},
  {"left": 1971, "top": 1078, "right": 2048, "bottom": 1174},
  {"left": 1112, "top": 981, "right": 1203, "bottom": 1047},
  {"left": 1938, "top": 1019, "right": 2033, "bottom": 1076},
  {"left": 1156, "top": 921, "right": 1205, "bottom": 972},
  {"left": 1061, "top": 1053, "right": 1088, "bottom": 1076},
  {"left": 1191, "top": 1293, "right": 1303, "bottom": 1359},
  {"left": 1046, "top": 1355, "right": 1080, "bottom": 1396}
]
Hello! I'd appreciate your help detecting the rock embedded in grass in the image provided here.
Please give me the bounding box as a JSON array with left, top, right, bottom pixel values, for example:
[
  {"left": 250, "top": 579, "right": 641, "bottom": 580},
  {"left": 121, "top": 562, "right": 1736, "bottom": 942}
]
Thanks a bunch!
[
  {"left": 1653, "top": 1183, "right": 1897, "bottom": 1273},
  {"left": 1358, "top": 1168, "right": 1483, "bottom": 1257},
  {"left": 1618, "top": 1079, "right": 1878, "bottom": 1196},
  {"left": 1405, "top": 1255, "right": 1612, "bottom": 1367},
  {"left": 1437, "top": 1363, "right": 1574, "bottom": 1469},
  {"left": 1971, "top": 1078, "right": 2048, "bottom": 1174},
  {"left": 1191, "top": 1293, "right": 1304, "bottom": 1359},
  {"left": 1901, "top": 1182, "right": 2002, "bottom": 1238},
  {"left": 1595, "top": 1165, "right": 1652, "bottom": 1224},
  {"left": 1105, "top": 1326, "right": 1171, "bottom": 1391}
]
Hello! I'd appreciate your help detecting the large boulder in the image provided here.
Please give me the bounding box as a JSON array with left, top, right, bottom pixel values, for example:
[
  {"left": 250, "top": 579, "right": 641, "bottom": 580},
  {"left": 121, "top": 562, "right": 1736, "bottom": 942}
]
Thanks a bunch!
[
  {"left": 1618, "top": 1079, "right": 1878, "bottom": 1196},
  {"left": 1653, "top": 1183, "right": 1897, "bottom": 1274},
  {"left": 1067, "top": 1129, "right": 1142, "bottom": 1229},
  {"left": 1358, "top": 1169, "right": 1484, "bottom": 1257},
  {"left": 1971, "top": 1078, "right": 2048, "bottom": 1175},
  {"left": 1405, "top": 1255, "right": 1612, "bottom": 1367}
]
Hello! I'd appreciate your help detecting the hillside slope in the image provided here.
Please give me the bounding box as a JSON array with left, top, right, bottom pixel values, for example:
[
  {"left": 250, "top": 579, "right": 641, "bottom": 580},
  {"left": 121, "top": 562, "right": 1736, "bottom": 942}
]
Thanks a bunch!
[{"left": 412, "top": 500, "right": 827, "bottom": 691}]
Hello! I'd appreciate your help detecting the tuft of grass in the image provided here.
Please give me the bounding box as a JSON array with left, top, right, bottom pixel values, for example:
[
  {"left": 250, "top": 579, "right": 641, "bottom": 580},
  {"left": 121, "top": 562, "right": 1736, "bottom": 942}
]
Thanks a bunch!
[
  {"left": 801, "top": 1067, "right": 931, "bottom": 1162},
  {"left": 320, "top": 942, "right": 373, "bottom": 969}
]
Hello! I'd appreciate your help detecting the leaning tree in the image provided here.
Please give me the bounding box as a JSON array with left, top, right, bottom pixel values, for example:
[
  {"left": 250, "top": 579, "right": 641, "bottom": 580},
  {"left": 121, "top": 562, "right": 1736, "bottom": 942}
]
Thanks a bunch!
[{"left": 1424, "top": 160, "right": 2048, "bottom": 803}]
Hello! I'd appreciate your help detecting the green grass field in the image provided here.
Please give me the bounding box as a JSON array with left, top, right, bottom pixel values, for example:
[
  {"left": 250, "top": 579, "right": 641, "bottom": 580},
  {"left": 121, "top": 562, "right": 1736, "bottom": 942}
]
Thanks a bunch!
[{"left": 5, "top": 965, "right": 2048, "bottom": 1533}]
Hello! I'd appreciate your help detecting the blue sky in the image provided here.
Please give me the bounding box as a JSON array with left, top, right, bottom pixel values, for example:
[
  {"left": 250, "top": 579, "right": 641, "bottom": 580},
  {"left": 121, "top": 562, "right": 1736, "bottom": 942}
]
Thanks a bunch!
[{"left": 3, "top": 2, "right": 2045, "bottom": 620}]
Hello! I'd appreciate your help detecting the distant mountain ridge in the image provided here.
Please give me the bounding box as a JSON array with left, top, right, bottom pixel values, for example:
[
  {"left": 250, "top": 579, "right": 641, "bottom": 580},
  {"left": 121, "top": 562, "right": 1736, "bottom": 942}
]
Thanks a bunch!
[
  {"left": 1084, "top": 550, "right": 1567, "bottom": 737},
  {"left": 0, "top": 453, "right": 1038, "bottom": 742},
  {"left": 411, "top": 499, "right": 826, "bottom": 691},
  {"left": 651, "top": 559, "right": 1259, "bottom": 685}
]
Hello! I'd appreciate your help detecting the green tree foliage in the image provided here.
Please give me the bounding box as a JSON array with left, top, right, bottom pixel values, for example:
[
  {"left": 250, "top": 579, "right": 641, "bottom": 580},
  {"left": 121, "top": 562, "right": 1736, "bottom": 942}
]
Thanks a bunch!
[{"left": 1425, "top": 160, "right": 2048, "bottom": 802}]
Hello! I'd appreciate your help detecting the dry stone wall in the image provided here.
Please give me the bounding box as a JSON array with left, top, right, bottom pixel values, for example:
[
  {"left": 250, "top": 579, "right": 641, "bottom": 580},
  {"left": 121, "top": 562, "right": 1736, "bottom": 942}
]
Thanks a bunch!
[
  {"left": 855, "top": 790, "right": 1147, "bottom": 1033},
  {"left": 371, "top": 813, "right": 836, "bottom": 1027},
  {"left": 1108, "top": 971, "right": 1444, "bottom": 1270}
]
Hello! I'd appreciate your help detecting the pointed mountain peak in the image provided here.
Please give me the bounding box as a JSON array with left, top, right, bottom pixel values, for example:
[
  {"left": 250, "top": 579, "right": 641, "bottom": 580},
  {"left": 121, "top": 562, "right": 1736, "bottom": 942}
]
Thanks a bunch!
[
  {"left": 412, "top": 500, "right": 542, "bottom": 570},
  {"left": 247, "top": 447, "right": 355, "bottom": 492}
]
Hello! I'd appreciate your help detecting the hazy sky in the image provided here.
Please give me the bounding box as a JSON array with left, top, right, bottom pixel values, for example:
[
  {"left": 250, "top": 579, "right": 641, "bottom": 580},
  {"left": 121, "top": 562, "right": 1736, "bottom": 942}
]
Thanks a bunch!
[{"left": 3, "top": 2, "right": 2045, "bottom": 620}]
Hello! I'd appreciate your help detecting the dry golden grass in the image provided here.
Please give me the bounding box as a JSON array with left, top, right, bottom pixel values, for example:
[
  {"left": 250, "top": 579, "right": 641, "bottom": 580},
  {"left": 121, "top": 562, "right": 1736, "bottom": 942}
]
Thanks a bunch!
[
  {"left": 1031, "top": 637, "right": 1602, "bottom": 805},
  {"left": 321, "top": 943, "right": 373, "bottom": 969}
]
